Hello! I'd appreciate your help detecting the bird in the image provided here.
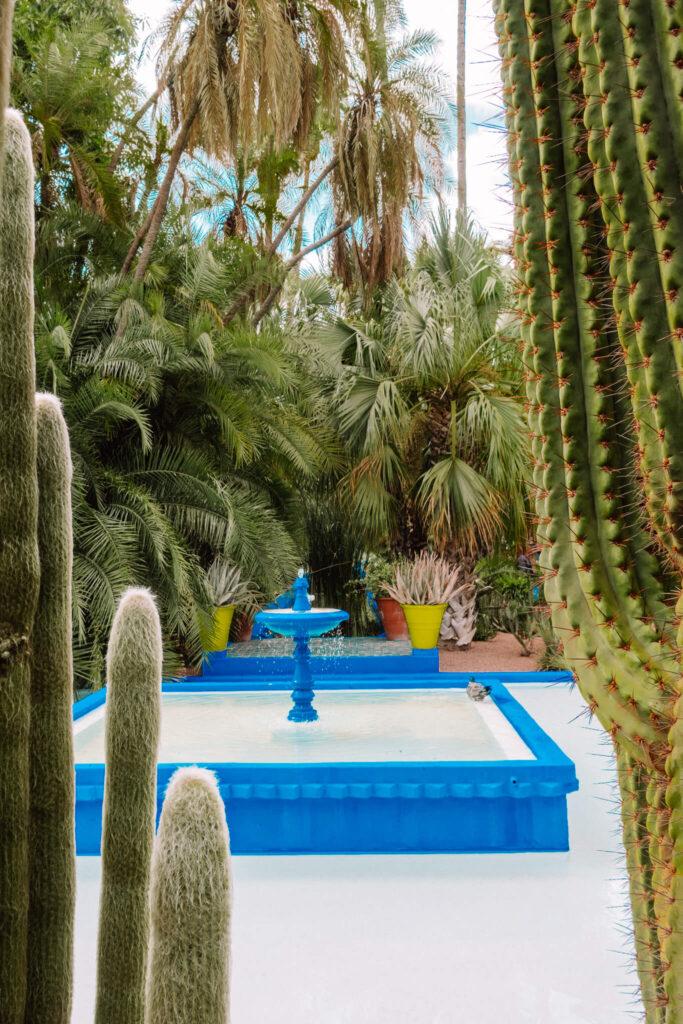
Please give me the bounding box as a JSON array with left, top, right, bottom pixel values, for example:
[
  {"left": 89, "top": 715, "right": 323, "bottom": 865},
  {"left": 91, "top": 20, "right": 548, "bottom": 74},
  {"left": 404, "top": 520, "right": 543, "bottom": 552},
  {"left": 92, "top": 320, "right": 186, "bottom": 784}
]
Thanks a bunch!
[{"left": 466, "top": 678, "right": 491, "bottom": 702}]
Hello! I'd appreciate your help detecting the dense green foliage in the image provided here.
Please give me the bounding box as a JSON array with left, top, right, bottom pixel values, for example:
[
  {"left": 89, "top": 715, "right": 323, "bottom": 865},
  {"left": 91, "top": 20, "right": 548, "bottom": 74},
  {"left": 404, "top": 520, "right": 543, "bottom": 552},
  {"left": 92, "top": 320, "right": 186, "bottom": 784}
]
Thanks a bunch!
[
  {"left": 34, "top": 234, "right": 336, "bottom": 684},
  {"left": 301, "top": 211, "right": 529, "bottom": 555},
  {"left": 7, "top": 0, "right": 529, "bottom": 682},
  {"left": 474, "top": 555, "right": 537, "bottom": 653}
]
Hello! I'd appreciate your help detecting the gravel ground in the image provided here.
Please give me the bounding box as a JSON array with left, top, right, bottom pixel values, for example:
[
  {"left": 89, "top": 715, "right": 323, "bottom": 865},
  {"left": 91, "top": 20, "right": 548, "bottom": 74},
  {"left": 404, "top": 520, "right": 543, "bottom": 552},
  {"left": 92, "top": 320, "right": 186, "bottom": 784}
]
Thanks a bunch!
[{"left": 439, "top": 631, "right": 546, "bottom": 674}]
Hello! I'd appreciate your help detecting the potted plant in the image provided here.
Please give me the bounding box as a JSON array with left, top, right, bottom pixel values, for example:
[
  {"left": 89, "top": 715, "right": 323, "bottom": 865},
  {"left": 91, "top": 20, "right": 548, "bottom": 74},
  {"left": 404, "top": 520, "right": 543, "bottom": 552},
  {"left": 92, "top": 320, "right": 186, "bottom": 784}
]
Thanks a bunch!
[
  {"left": 386, "top": 552, "right": 464, "bottom": 650},
  {"left": 363, "top": 553, "right": 409, "bottom": 641},
  {"left": 231, "top": 604, "right": 260, "bottom": 643},
  {"left": 200, "top": 560, "right": 260, "bottom": 652}
]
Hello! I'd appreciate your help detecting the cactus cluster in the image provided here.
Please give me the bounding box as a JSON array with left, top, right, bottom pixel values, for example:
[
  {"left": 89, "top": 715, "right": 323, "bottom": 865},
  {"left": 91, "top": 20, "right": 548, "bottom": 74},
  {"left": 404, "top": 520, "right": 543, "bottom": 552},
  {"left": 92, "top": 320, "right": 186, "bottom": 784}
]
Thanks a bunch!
[
  {"left": 0, "top": 4, "right": 233, "bottom": 1023},
  {"left": 494, "top": 1, "right": 683, "bottom": 1019}
]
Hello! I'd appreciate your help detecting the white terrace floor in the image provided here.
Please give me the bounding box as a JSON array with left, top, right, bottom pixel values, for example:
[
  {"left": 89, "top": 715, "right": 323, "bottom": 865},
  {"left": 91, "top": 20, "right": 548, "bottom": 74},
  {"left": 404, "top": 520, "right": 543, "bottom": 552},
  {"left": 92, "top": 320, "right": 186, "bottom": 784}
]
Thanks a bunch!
[{"left": 72, "top": 683, "right": 638, "bottom": 1024}]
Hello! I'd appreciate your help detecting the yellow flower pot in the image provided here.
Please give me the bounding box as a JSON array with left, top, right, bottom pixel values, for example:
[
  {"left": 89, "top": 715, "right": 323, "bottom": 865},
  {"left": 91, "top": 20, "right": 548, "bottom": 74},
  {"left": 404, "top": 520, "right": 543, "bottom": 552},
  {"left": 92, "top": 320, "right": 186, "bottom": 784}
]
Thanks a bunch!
[
  {"left": 401, "top": 604, "right": 447, "bottom": 650},
  {"left": 200, "top": 604, "right": 236, "bottom": 652}
]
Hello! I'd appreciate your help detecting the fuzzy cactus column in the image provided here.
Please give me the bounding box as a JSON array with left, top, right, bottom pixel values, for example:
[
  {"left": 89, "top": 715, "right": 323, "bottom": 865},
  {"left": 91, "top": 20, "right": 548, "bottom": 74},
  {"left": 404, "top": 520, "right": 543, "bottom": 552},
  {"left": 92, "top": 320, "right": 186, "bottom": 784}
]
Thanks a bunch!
[
  {"left": 146, "top": 768, "right": 233, "bottom": 1024},
  {"left": 24, "top": 395, "right": 76, "bottom": 1024},
  {"left": 95, "top": 589, "right": 162, "bottom": 1024},
  {"left": 494, "top": 1, "right": 683, "bottom": 1019},
  {"left": 0, "top": 0, "right": 13, "bottom": 147},
  {"left": 0, "top": 108, "right": 41, "bottom": 1024}
]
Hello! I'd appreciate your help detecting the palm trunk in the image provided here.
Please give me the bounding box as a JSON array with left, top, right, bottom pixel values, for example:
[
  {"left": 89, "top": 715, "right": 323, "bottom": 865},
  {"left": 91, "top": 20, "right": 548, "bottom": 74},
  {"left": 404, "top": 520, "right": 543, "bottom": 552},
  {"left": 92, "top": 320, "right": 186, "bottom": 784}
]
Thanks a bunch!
[
  {"left": 121, "top": 208, "right": 154, "bottom": 277},
  {"left": 456, "top": 0, "right": 467, "bottom": 211},
  {"left": 129, "top": 99, "right": 200, "bottom": 283}
]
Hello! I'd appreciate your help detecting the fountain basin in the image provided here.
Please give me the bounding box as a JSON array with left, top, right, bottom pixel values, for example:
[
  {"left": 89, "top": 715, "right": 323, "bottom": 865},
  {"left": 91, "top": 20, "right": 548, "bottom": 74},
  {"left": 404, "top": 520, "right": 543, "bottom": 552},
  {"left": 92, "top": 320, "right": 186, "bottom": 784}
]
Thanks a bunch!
[
  {"left": 73, "top": 669, "right": 578, "bottom": 854},
  {"left": 254, "top": 607, "right": 349, "bottom": 638}
]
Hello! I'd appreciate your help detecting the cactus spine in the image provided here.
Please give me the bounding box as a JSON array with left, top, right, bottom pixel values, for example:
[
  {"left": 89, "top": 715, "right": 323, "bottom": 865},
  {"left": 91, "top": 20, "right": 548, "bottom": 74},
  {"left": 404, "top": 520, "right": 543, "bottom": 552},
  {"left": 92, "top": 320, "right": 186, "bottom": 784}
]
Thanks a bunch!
[
  {"left": 146, "top": 768, "right": 233, "bottom": 1024},
  {"left": 24, "top": 395, "right": 76, "bottom": 1024},
  {"left": 95, "top": 588, "right": 162, "bottom": 1024},
  {"left": 0, "top": 107, "right": 40, "bottom": 1023},
  {"left": 494, "top": 0, "right": 683, "bottom": 1019}
]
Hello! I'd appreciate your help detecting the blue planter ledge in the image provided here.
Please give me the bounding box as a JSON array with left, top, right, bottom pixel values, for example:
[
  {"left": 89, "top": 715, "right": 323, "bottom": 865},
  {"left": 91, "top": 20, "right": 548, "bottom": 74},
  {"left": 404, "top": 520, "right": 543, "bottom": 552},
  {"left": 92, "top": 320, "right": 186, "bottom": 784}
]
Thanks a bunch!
[
  {"left": 199, "top": 645, "right": 574, "bottom": 687},
  {"left": 200, "top": 644, "right": 439, "bottom": 681},
  {"left": 74, "top": 676, "right": 578, "bottom": 856}
]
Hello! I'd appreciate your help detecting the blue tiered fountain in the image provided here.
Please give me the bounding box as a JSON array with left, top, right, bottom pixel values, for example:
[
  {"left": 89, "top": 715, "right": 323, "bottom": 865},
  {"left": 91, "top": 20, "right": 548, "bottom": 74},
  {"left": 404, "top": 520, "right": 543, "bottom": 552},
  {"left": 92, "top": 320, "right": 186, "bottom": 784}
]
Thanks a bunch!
[{"left": 254, "top": 570, "right": 349, "bottom": 722}]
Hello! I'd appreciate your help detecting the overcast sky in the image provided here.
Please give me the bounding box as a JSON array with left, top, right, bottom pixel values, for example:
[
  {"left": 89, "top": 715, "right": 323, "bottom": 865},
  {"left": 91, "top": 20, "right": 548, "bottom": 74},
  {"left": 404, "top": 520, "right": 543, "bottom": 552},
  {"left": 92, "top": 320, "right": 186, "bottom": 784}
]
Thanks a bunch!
[{"left": 128, "top": 0, "right": 512, "bottom": 242}]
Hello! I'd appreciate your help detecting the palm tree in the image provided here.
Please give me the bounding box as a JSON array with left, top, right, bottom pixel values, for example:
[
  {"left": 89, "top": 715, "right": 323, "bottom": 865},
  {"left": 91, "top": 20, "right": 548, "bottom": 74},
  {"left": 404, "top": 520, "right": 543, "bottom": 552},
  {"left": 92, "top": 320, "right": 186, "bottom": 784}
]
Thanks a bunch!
[
  {"left": 250, "top": 0, "right": 453, "bottom": 324},
  {"left": 331, "top": 0, "right": 451, "bottom": 295},
  {"left": 35, "top": 232, "right": 339, "bottom": 686},
  {"left": 11, "top": 20, "right": 136, "bottom": 221},
  {"left": 306, "top": 210, "right": 529, "bottom": 555},
  {"left": 125, "top": 0, "right": 353, "bottom": 281},
  {"left": 193, "top": 152, "right": 264, "bottom": 242}
]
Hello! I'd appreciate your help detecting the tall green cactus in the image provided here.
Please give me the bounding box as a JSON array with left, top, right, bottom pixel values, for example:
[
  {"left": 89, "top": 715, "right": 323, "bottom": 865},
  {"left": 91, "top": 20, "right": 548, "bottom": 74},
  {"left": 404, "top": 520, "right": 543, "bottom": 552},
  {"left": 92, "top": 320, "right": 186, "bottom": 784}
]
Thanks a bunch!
[
  {"left": 95, "top": 588, "right": 162, "bottom": 1024},
  {"left": 0, "top": 6, "right": 234, "bottom": 1020},
  {"left": 494, "top": 1, "right": 683, "bottom": 1019},
  {"left": 146, "top": 768, "right": 233, "bottom": 1024},
  {"left": 0, "top": 107, "right": 40, "bottom": 1024},
  {"left": 24, "top": 394, "right": 76, "bottom": 1024}
]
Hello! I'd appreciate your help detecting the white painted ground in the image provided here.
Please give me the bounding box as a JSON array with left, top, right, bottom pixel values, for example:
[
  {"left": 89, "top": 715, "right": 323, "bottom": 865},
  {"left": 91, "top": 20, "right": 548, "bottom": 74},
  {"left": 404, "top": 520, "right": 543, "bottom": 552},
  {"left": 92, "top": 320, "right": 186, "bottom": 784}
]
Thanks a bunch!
[{"left": 72, "top": 684, "right": 638, "bottom": 1023}]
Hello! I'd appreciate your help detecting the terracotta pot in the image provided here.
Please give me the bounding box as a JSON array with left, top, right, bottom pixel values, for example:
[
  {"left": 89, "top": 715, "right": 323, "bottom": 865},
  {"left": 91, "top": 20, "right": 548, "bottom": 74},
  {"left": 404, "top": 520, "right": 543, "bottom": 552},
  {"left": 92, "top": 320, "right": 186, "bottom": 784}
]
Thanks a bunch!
[
  {"left": 232, "top": 611, "right": 253, "bottom": 643},
  {"left": 376, "top": 596, "right": 409, "bottom": 641}
]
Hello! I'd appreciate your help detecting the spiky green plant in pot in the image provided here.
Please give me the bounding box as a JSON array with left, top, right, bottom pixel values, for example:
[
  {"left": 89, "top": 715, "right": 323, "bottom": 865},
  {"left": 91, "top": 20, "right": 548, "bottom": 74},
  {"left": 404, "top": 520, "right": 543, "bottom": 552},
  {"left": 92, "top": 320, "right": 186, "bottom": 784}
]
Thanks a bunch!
[
  {"left": 200, "top": 559, "right": 261, "bottom": 652},
  {"left": 494, "top": 1, "right": 683, "bottom": 1019},
  {"left": 386, "top": 552, "right": 466, "bottom": 649}
]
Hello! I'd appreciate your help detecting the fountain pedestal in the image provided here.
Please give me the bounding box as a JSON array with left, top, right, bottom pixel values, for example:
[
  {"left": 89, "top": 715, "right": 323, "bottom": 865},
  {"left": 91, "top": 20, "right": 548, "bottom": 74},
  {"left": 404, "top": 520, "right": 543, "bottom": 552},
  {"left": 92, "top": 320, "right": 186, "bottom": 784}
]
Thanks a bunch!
[{"left": 289, "top": 633, "right": 317, "bottom": 722}]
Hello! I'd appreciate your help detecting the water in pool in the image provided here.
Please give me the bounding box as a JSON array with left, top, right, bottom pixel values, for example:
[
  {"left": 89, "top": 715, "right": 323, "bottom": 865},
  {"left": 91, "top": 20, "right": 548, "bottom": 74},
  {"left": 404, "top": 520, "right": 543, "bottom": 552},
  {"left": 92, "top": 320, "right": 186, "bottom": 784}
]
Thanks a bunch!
[{"left": 73, "top": 688, "right": 534, "bottom": 764}]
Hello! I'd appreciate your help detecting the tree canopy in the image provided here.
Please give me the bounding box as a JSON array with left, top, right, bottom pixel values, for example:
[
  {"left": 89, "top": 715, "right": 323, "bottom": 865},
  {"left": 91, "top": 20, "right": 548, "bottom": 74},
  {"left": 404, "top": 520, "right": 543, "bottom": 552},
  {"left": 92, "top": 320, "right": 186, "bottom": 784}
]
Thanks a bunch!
[{"left": 10, "top": 0, "right": 530, "bottom": 685}]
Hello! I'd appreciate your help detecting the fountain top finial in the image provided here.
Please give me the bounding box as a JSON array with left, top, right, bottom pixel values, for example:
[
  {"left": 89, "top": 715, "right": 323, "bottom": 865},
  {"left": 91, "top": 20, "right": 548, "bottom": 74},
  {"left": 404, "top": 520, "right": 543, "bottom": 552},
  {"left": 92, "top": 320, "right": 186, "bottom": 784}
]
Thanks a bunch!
[{"left": 292, "top": 569, "right": 312, "bottom": 612}]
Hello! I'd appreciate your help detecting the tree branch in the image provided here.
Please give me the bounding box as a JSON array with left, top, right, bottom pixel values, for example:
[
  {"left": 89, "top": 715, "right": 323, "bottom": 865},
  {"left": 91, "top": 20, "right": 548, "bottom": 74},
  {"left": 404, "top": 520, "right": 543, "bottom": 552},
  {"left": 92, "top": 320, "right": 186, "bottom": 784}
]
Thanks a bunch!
[
  {"left": 252, "top": 217, "right": 353, "bottom": 327},
  {"left": 108, "top": 83, "right": 164, "bottom": 175},
  {"left": 268, "top": 156, "right": 338, "bottom": 255},
  {"left": 128, "top": 98, "right": 201, "bottom": 283},
  {"left": 121, "top": 207, "right": 154, "bottom": 276},
  {"left": 223, "top": 156, "right": 340, "bottom": 326}
]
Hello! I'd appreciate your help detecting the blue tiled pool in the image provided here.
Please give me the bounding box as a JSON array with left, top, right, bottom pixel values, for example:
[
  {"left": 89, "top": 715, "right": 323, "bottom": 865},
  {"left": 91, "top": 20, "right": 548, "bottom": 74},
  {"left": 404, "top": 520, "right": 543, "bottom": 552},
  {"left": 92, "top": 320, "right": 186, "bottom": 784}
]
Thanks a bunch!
[{"left": 73, "top": 647, "right": 577, "bottom": 855}]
